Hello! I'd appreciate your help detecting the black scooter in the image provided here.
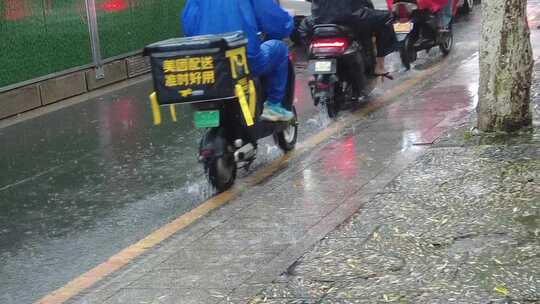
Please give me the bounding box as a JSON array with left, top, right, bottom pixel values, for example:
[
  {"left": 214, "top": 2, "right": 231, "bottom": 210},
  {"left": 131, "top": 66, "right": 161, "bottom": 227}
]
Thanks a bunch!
[
  {"left": 145, "top": 32, "right": 298, "bottom": 192},
  {"left": 306, "top": 24, "right": 377, "bottom": 118}
]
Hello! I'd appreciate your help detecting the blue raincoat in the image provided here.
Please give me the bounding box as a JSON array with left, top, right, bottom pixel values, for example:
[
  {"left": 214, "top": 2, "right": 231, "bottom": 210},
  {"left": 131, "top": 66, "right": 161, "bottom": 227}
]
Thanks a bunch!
[
  {"left": 181, "top": 0, "right": 293, "bottom": 104},
  {"left": 182, "top": 0, "right": 293, "bottom": 67}
]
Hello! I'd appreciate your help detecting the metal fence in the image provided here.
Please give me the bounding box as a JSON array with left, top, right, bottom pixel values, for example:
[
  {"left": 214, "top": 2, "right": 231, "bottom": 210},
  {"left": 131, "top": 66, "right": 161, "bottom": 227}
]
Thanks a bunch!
[{"left": 0, "top": 0, "right": 185, "bottom": 89}]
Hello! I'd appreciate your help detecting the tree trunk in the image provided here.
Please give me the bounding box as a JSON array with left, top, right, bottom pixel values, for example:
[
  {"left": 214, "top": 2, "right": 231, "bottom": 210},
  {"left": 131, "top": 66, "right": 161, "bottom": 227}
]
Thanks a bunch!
[{"left": 477, "top": 0, "right": 534, "bottom": 132}]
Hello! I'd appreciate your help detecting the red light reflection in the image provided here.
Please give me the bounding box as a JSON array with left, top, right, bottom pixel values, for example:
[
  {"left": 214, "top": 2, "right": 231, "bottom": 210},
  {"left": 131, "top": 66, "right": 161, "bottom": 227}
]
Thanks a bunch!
[
  {"left": 100, "top": 0, "right": 128, "bottom": 12},
  {"left": 99, "top": 96, "right": 140, "bottom": 145},
  {"left": 323, "top": 136, "right": 358, "bottom": 179}
]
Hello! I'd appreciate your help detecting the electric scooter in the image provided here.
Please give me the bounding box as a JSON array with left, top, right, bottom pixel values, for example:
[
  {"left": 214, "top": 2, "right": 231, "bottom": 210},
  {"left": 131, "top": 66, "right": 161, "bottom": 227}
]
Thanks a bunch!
[
  {"left": 307, "top": 24, "right": 377, "bottom": 118},
  {"left": 144, "top": 31, "right": 298, "bottom": 192}
]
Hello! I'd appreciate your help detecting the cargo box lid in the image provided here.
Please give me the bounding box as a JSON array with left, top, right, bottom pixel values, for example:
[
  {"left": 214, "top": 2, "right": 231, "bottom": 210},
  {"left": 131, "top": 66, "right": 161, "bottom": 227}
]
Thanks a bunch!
[{"left": 143, "top": 31, "right": 247, "bottom": 56}]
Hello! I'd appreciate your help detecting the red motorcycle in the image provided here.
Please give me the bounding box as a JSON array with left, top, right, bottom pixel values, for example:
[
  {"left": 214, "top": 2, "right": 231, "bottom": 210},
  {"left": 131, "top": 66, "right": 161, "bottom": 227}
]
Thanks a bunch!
[{"left": 386, "top": 0, "right": 458, "bottom": 69}]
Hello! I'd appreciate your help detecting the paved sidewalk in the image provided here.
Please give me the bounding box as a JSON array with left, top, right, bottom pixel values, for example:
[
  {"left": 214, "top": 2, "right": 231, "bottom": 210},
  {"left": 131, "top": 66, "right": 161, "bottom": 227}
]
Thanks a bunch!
[{"left": 243, "top": 67, "right": 540, "bottom": 303}]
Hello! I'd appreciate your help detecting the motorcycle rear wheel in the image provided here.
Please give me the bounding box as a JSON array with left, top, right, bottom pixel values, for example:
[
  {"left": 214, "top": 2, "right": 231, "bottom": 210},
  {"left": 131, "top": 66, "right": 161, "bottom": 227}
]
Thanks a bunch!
[
  {"left": 326, "top": 100, "right": 339, "bottom": 119},
  {"left": 207, "top": 149, "right": 236, "bottom": 192},
  {"left": 400, "top": 37, "right": 416, "bottom": 70}
]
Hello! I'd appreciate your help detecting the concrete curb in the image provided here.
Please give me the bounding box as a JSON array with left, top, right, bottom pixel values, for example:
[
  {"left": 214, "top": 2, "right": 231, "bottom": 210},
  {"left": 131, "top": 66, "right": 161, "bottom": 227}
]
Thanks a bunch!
[{"left": 0, "top": 55, "right": 150, "bottom": 120}]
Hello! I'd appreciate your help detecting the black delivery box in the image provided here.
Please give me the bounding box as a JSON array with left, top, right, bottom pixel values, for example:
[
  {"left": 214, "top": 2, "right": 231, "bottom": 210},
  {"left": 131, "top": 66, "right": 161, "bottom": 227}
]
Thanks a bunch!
[{"left": 144, "top": 31, "right": 249, "bottom": 105}]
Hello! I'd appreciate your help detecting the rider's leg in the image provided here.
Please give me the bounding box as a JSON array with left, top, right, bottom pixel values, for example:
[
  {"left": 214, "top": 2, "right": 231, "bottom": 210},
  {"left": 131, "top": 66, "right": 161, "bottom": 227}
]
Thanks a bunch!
[
  {"left": 375, "top": 57, "right": 387, "bottom": 75},
  {"left": 372, "top": 10, "right": 395, "bottom": 75},
  {"left": 342, "top": 50, "right": 367, "bottom": 97},
  {"left": 439, "top": 0, "right": 453, "bottom": 30},
  {"left": 252, "top": 40, "right": 294, "bottom": 122},
  {"left": 352, "top": 8, "right": 396, "bottom": 75}
]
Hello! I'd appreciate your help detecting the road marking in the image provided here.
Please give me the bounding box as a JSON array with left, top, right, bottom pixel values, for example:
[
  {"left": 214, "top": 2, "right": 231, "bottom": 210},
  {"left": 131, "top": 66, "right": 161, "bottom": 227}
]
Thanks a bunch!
[{"left": 35, "top": 61, "right": 448, "bottom": 304}]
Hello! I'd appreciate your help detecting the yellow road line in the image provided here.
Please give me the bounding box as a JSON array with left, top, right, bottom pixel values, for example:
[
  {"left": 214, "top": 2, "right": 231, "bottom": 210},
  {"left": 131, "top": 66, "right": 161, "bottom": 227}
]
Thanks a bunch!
[
  {"left": 35, "top": 62, "right": 446, "bottom": 304},
  {"left": 36, "top": 190, "right": 239, "bottom": 304}
]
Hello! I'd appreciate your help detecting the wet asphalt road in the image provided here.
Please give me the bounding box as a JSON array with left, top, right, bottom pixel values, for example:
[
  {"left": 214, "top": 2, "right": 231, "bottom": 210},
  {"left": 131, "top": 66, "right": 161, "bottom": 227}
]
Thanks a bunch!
[{"left": 0, "top": 4, "right": 520, "bottom": 303}]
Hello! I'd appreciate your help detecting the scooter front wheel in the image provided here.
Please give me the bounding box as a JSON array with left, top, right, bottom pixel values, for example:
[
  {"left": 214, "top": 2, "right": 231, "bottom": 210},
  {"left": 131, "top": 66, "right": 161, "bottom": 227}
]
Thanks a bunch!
[
  {"left": 274, "top": 106, "right": 298, "bottom": 152},
  {"left": 207, "top": 150, "right": 237, "bottom": 192},
  {"left": 326, "top": 100, "right": 339, "bottom": 119}
]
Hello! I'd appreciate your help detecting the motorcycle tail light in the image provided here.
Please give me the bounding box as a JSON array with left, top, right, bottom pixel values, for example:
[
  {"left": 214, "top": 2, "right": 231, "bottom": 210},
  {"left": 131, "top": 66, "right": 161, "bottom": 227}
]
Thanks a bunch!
[
  {"left": 310, "top": 38, "right": 349, "bottom": 55},
  {"left": 399, "top": 5, "right": 409, "bottom": 19},
  {"left": 316, "top": 82, "right": 330, "bottom": 90},
  {"left": 394, "top": 2, "right": 416, "bottom": 21}
]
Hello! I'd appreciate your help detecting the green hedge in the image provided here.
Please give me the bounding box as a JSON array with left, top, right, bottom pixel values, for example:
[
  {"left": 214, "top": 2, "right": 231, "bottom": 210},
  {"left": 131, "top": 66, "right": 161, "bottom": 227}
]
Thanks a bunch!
[{"left": 0, "top": 0, "right": 185, "bottom": 88}]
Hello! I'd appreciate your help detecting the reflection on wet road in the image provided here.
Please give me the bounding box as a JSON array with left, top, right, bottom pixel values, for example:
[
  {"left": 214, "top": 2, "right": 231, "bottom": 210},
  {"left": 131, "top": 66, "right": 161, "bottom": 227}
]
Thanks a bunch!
[{"left": 1, "top": 4, "right": 535, "bottom": 303}]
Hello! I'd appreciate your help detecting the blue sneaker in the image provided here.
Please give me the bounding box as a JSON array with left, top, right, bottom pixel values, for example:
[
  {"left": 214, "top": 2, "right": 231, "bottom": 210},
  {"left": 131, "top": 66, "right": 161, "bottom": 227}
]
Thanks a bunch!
[{"left": 261, "top": 102, "right": 294, "bottom": 122}]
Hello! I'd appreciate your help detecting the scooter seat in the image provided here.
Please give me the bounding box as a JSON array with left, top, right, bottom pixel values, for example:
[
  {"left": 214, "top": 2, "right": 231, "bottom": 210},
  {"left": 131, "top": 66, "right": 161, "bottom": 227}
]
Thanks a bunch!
[{"left": 313, "top": 24, "right": 353, "bottom": 38}]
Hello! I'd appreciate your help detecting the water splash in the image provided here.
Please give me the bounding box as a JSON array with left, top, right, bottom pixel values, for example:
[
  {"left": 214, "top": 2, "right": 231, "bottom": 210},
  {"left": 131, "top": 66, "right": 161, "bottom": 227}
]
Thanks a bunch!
[{"left": 307, "top": 105, "right": 333, "bottom": 130}]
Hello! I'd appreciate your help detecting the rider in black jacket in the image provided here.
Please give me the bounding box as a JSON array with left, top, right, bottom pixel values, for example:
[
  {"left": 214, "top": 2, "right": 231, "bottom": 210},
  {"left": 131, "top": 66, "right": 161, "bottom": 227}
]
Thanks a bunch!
[{"left": 301, "top": 0, "right": 396, "bottom": 79}]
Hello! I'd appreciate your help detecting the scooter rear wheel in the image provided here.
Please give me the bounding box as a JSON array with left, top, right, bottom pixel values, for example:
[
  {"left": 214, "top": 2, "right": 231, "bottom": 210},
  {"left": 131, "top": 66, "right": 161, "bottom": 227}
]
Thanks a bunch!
[
  {"left": 439, "top": 28, "right": 453, "bottom": 56},
  {"left": 460, "top": 0, "right": 473, "bottom": 14},
  {"left": 326, "top": 100, "right": 339, "bottom": 119},
  {"left": 400, "top": 37, "right": 416, "bottom": 70},
  {"left": 207, "top": 149, "right": 237, "bottom": 192},
  {"left": 274, "top": 106, "right": 298, "bottom": 152}
]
